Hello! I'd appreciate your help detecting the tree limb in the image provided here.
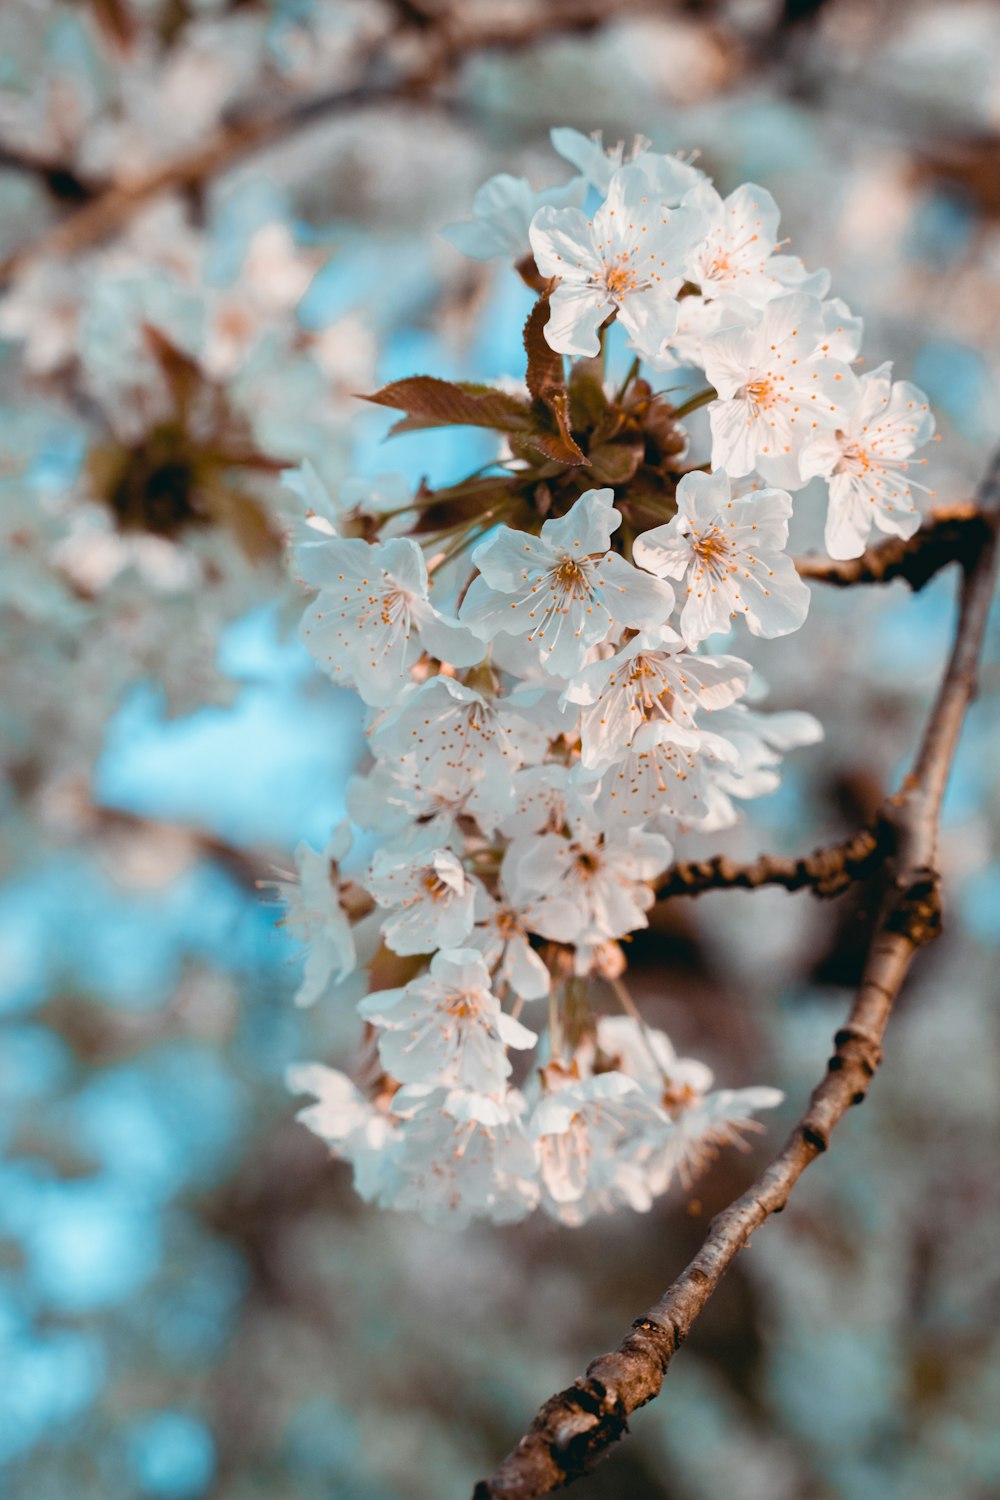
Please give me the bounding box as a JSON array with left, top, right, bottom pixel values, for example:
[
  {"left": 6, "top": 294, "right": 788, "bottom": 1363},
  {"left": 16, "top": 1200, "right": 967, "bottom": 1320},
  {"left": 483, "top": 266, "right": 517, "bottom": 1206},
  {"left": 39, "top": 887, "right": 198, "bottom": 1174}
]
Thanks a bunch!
[
  {"left": 0, "top": 144, "right": 101, "bottom": 203},
  {"left": 655, "top": 824, "right": 883, "bottom": 900},
  {"left": 0, "top": 0, "right": 679, "bottom": 289},
  {"left": 474, "top": 447, "right": 1000, "bottom": 1500},
  {"left": 795, "top": 503, "right": 990, "bottom": 590}
]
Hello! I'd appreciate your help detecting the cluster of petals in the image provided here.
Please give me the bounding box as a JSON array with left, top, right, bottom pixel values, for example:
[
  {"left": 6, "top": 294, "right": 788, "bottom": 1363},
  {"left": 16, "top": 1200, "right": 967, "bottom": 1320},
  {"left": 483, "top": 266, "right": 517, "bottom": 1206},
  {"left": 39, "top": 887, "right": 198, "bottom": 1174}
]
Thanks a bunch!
[
  {"left": 282, "top": 476, "right": 818, "bottom": 1224},
  {"left": 278, "top": 127, "right": 940, "bottom": 1229},
  {"left": 288, "top": 1012, "right": 783, "bottom": 1229}
]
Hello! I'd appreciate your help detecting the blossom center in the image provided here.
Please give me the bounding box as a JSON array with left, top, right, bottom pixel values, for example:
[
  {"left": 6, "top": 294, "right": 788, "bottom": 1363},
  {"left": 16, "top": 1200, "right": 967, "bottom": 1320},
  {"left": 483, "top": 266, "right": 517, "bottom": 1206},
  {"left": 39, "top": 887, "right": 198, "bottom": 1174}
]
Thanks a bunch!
[
  {"left": 575, "top": 849, "right": 602, "bottom": 878},
  {"left": 627, "top": 657, "right": 676, "bottom": 721},
  {"left": 839, "top": 441, "right": 876, "bottom": 476},
  {"left": 600, "top": 253, "right": 641, "bottom": 301},
  {"left": 378, "top": 586, "right": 409, "bottom": 627},
  {"left": 420, "top": 869, "right": 453, "bottom": 901},
  {"left": 662, "top": 1081, "right": 698, "bottom": 1114},
  {"left": 552, "top": 555, "right": 590, "bottom": 598},
  {"left": 743, "top": 376, "right": 777, "bottom": 411},
  {"left": 445, "top": 991, "right": 478, "bottom": 1019},
  {"left": 690, "top": 526, "right": 731, "bottom": 570},
  {"left": 493, "top": 908, "right": 521, "bottom": 938}
]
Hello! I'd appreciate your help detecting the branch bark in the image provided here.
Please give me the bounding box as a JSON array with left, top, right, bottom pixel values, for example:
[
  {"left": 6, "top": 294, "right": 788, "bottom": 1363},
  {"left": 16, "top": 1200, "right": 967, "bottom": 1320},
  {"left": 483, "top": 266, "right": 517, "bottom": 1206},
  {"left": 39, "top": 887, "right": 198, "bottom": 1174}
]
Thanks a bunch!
[
  {"left": 795, "top": 503, "right": 990, "bottom": 590},
  {"left": 474, "top": 448, "right": 1000, "bottom": 1500},
  {"left": 655, "top": 824, "right": 883, "bottom": 900}
]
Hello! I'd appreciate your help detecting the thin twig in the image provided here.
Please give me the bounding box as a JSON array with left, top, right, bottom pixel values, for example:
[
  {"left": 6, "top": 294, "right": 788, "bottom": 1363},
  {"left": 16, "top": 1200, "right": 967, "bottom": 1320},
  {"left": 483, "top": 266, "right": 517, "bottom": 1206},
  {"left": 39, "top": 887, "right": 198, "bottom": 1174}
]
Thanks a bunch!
[
  {"left": 795, "top": 503, "right": 990, "bottom": 590},
  {"left": 474, "top": 448, "right": 1000, "bottom": 1499}
]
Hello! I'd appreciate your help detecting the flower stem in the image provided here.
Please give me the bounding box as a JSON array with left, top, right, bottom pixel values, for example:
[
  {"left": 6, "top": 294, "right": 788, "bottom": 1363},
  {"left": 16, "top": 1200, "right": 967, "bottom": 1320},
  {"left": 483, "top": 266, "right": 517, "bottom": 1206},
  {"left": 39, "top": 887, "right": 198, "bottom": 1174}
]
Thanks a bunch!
[
  {"left": 671, "top": 385, "right": 717, "bottom": 420},
  {"left": 426, "top": 503, "right": 511, "bottom": 573},
  {"left": 607, "top": 975, "right": 672, "bottom": 1084},
  {"left": 614, "top": 356, "right": 641, "bottom": 405}
]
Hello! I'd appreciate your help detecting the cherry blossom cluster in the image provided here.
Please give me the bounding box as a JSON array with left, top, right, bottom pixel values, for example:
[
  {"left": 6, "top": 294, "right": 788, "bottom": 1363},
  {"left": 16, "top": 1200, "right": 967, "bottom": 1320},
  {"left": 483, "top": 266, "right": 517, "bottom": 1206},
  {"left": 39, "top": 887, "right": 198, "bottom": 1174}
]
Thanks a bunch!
[
  {"left": 0, "top": 196, "right": 370, "bottom": 862},
  {"left": 284, "top": 129, "right": 939, "bottom": 1228}
]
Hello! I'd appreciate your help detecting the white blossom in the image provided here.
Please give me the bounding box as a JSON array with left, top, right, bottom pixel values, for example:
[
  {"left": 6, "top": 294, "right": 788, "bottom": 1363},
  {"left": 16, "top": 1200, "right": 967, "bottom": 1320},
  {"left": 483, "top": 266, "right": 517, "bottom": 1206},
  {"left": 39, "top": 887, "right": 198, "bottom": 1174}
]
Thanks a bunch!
[
  {"left": 282, "top": 463, "right": 412, "bottom": 544},
  {"left": 703, "top": 294, "right": 851, "bottom": 488},
  {"left": 563, "top": 623, "right": 751, "bottom": 768},
  {"left": 593, "top": 719, "right": 739, "bottom": 830},
  {"left": 550, "top": 130, "right": 707, "bottom": 202},
  {"left": 821, "top": 296, "right": 864, "bottom": 362},
  {"left": 442, "top": 172, "right": 586, "bottom": 261},
  {"left": 550, "top": 127, "right": 649, "bottom": 192},
  {"left": 460, "top": 488, "right": 674, "bottom": 678},
  {"left": 529, "top": 163, "right": 712, "bottom": 358},
  {"left": 596, "top": 1016, "right": 714, "bottom": 1100},
  {"left": 469, "top": 890, "right": 553, "bottom": 1001},
  {"left": 298, "top": 534, "right": 482, "bottom": 705},
  {"left": 632, "top": 470, "right": 811, "bottom": 646},
  {"left": 799, "top": 362, "right": 936, "bottom": 559},
  {"left": 273, "top": 122, "right": 928, "bottom": 1232},
  {"left": 688, "top": 700, "right": 825, "bottom": 832},
  {"left": 348, "top": 751, "right": 514, "bottom": 842},
  {"left": 646, "top": 1087, "right": 785, "bottom": 1194},
  {"left": 506, "top": 823, "right": 673, "bottom": 949},
  {"left": 365, "top": 844, "right": 478, "bottom": 956},
  {"left": 530, "top": 1070, "right": 668, "bottom": 1226},
  {"left": 269, "top": 824, "right": 356, "bottom": 1006},
  {"left": 498, "top": 763, "right": 598, "bottom": 838},
  {"left": 685, "top": 182, "right": 830, "bottom": 307},
  {"left": 287, "top": 1065, "right": 403, "bottom": 1205},
  {"left": 391, "top": 1087, "right": 539, "bottom": 1227},
  {"left": 367, "top": 675, "right": 525, "bottom": 799},
  {"left": 594, "top": 1017, "right": 783, "bottom": 1192},
  {"left": 359, "top": 949, "right": 536, "bottom": 1093}
]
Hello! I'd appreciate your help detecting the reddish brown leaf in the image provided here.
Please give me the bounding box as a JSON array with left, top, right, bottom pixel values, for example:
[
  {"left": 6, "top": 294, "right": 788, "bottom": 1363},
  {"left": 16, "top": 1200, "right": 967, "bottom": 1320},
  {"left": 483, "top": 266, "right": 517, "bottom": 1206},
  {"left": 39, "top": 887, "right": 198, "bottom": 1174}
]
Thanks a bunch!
[
  {"left": 89, "top": 0, "right": 137, "bottom": 51},
  {"left": 522, "top": 297, "right": 586, "bottom": 466},
  {"left": 141, "top": 326, "right": 203, "bottom": 417},
  {"left": 515, "top": 254, "right": 550, "bottom": 293},
  {"left": 524, "top": 296, "right": 565, "bottom": 406},
  {"left": 362, "top": 376, "right": 534, "bottom": 433},
  {"left": 521, "top": 430, "right": 589, "bottom": 465}
]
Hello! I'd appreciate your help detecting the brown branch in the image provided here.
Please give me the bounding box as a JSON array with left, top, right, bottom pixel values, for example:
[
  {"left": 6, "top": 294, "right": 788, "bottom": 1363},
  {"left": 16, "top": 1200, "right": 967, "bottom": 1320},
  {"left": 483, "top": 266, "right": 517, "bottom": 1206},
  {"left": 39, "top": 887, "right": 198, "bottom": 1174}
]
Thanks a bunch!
[
  {"left": 0, "top": 0, "right": 678, "bottom": 290},
  {"left": 0, "top": 86, "right": 374, "bottom": 288},
  {"left": 655, "top": 824, "right": 883, "bottom": 901},
  {"left": 474, "top": 448, "right": 1000, "bottom": 1500},
  {"left": 0, "top": 144, "right": 101, "bottom": 204},
  {"left": 795, "top": 503, "right": 990, "bottom": 590}
]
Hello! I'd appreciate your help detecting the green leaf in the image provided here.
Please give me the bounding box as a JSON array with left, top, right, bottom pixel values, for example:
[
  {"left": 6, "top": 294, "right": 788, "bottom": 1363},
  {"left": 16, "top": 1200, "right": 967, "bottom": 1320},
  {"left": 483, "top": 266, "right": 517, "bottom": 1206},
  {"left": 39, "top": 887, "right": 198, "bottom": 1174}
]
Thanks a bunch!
[
  {"left": 568, "top": 358, "right": 609, "bottom": 431},
  {"left": 362, "top": 376, "right": 535, "bottom": 434},
  {"left": 587, "top": 443, "right": 643, "bottom": 485}
]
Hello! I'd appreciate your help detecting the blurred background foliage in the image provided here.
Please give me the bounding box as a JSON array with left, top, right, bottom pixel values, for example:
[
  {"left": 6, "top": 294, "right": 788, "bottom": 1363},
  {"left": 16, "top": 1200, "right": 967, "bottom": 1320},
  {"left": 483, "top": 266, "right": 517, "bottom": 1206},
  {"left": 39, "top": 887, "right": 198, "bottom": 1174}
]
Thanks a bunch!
[{"left": 0, "top": 1, "right": 999, "bottom": 1496}]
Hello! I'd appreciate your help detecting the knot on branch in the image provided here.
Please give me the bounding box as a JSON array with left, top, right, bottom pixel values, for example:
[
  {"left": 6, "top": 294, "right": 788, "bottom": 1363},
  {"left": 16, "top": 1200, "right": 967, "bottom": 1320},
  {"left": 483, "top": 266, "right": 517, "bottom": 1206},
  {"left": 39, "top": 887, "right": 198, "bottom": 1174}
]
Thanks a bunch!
[
  {"left": 806, "top": 829, "right": 883, "bottom": 895},
  {"left": 832, "top": 1025, "right": 884, "bottom": 1078},
  {"left": 887, "top": 867, "right": 942, "bottom": 947},
  {"left": 471, "top": 1332, "right": 673, "bottom": 1496},
  {"left": 632, "top": 1314, "right": 683, "bottom": 1351},
  {"left": 822, "top": 1023, "right": 886, "bottom": 1113},
  {"left": 801, "top": 1123, "right": 830, "bottom": 1153}
]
